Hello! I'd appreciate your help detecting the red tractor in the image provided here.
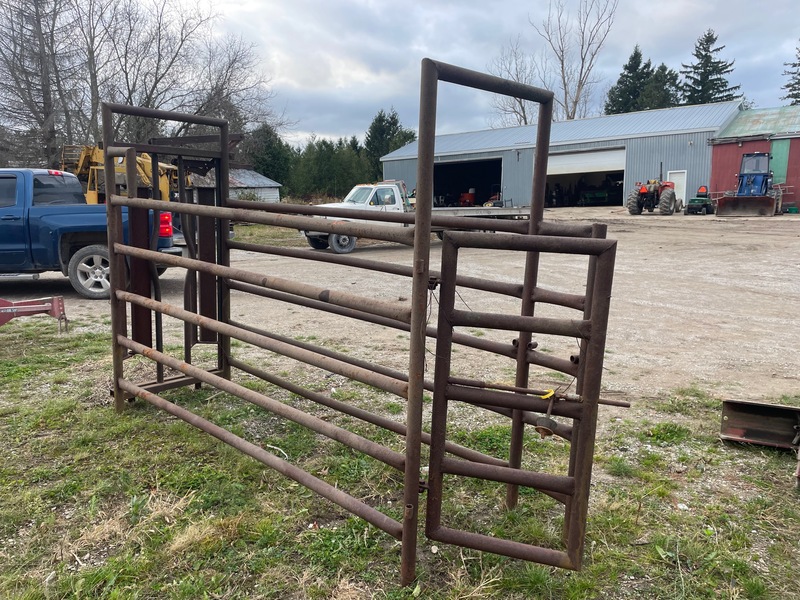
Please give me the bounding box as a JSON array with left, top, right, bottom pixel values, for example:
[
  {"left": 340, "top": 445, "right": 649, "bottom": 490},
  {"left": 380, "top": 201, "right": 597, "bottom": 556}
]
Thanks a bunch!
[{"left": 626, "top": 178, "right": 678, "bottom": 215}]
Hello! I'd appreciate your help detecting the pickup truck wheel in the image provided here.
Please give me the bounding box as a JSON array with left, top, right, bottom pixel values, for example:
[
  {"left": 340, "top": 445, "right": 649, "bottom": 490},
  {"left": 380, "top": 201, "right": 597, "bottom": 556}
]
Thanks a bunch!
[
  {"left": 329, "top": 234, "right": 357, "bottom": 254},
  {"left": 68, "top": 244, "right": 111, "bottom": 299},
  {"left": 306, "top": 236, "right": 330, "bottom": 250}
]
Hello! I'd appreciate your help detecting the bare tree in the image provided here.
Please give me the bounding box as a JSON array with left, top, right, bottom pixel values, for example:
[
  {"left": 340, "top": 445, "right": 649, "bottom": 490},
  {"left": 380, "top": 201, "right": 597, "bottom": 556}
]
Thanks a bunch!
[
  {"left": 174, "top": 33, "right": 280, "bottom": 137},
  {"left": 531, "top": 0, "right": 618, "bottom": 120},
  {"left": 487, "top": 36, "right": 554, "bottom": 127},
  {"left": 67, "top": 0, "right": 120, "bottom": 143},
  {"left": 0, "top": 0, "right": 281, "bottom": 163},
  {"left": 0, "top": 0, "right": 79, "bottom": 166}
]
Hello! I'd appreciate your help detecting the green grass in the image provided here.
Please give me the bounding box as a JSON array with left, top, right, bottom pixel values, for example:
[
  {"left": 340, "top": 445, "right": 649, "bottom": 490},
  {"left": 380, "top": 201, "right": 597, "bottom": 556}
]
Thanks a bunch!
[{"left": 1, "top": 317, "right": 799, "bottom": 599}]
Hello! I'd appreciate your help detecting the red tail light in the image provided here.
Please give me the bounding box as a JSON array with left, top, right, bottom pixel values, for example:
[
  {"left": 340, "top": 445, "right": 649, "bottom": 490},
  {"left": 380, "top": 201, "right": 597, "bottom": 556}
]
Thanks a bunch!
[{"left": 159, "top": 212, "right": 173, "bottom": 237}]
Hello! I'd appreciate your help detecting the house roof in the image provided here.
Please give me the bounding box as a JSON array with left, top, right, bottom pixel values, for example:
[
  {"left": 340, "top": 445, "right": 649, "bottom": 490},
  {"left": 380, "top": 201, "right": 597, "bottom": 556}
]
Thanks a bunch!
[
  {"left": 712, "top": 105, "right": 800, "bottom": 141},
  {"left": 383, "top": 100, "right": 742, "bottom": 161},
  {"left": 192, "top": 168, "right": 282, "bottom": 189}
]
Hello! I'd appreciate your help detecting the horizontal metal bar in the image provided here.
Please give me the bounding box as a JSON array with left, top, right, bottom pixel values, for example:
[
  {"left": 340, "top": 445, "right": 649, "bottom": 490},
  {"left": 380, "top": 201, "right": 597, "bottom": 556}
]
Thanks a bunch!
[
  {"left": 104, "top": 102, "right": 228, "bottom": 127},
  {"left": 118, "top": 378, "right": 403, "bottom": 539},
  {"left": 441, "top": 456, "right": 575, "bottom": 496},
  {"left": 112, "top": 195, "right": 417, "bottom": 246},
  {"left": 118, "top": 290, "right": 410, "bottom": 399},
  {"left": 446, "top": 231, "right": 616, "bottom": 256},
  {"left": 537, "top": 221, "right": 597, "bottom": 238},
  {"left": 229, "top": 356, "right": 508, "bottom": 468},
  {"left": 428, "top": 525, "right": 573, "bottom": 569},
  {"left": 531, "top": 287, "right": 585, "bottom": 311},
  {"left": 116, "top": 334, "right": 406, "bottom": 470},
  {"left": 452, "top": 309, "right": 591, "bottom": 339},
  {"left": 227, "top": 280, "right": 520, "bottom": 361},
  {"left": 227, "top": 198, "right": 531, "bottom": 235},
  {"left": 430, "top": 59, "right": 555, "bottom": 104},
  {"left": 447, "top": 384, "right": 585, "bottom": 420},
  {"left": 227, "top": 240, "right": 524, "bottom": 299},
  {"left": 115, "top": 244, "right": 413, "bottom": 325}
]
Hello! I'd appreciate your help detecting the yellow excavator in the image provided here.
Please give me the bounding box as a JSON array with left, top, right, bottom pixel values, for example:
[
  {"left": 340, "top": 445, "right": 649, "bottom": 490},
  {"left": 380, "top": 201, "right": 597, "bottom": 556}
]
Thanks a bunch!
[{"left": 60, "top": 145, "right": 179, "bottom": 204}]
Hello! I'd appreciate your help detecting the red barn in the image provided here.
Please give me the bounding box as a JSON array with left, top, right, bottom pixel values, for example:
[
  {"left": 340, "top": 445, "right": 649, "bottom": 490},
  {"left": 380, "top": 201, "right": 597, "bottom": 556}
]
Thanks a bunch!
[{"left": 709, "top": 106, "right": 800, "bottom": 211}]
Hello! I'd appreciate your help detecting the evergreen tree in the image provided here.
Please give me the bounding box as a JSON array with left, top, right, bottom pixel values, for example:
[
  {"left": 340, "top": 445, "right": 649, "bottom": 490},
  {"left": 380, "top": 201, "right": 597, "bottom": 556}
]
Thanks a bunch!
[
  {"left": 604, "top": 46, "right": 653, "bottom": 114},
  {"left": 238, "top": 123, "right": 294, "bottom": 191},
  {"left": 781, "top": 40, "right": 800, "bottom": 105},
  {"left": 639, "top": 64, "right": 681, "bottom": 110},
  {"left": 680, "top": 29, "right": 740, "bottom": 104},
  {"left": 364, "top": 108, "right": 416, "bottom": 181}
]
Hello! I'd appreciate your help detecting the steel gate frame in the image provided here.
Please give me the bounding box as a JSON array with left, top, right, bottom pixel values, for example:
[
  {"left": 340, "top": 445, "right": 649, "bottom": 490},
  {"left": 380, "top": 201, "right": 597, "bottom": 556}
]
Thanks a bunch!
[{"left": 104, "top": 58, "right": 618, "bottom": 585}]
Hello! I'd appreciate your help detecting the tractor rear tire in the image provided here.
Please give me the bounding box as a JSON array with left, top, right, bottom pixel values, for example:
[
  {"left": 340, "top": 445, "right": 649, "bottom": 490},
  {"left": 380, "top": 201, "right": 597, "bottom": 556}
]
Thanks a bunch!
[
  {"left": 626, "top": 191, "right": 642, "bottom": 215},
  {"left": 659, "top": 188, "right": 676, "bottom": 215}
]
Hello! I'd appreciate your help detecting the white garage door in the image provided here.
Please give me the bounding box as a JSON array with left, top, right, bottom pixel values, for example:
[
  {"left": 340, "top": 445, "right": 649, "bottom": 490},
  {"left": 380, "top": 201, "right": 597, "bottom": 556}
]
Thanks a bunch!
[{"left": 546, "top": 148, "right": 626, "bottom": 175}]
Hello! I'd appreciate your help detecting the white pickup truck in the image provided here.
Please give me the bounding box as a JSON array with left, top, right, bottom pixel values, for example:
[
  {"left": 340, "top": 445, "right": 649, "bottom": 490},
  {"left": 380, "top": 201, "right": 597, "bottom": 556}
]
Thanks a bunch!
[{"left": 301, "top": 181, "right": 529, "bottom": 253}]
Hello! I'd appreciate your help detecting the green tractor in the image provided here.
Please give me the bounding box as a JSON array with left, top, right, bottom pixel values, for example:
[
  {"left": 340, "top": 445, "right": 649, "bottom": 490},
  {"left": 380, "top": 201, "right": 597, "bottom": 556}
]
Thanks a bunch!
[{"left": 684, "top": 185, "right": 715, "bottom": 215}]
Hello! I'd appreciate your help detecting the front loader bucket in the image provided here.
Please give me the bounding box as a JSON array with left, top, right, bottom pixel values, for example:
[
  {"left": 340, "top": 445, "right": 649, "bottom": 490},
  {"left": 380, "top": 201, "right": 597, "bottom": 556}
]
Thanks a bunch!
[{"left": 716, "top": 195, "right": 776, "bottom": 217}]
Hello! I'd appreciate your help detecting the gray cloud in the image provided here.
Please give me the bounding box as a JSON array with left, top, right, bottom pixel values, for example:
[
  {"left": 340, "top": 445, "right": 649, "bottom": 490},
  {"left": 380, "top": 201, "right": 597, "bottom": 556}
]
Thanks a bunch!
[{"left": 211, "top": 0, "right": 799, "bottom": 145}]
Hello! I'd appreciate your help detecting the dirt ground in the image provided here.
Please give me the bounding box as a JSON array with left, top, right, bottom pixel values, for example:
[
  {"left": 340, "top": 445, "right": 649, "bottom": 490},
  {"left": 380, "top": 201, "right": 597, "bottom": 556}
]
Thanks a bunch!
[{"left": 3, "top": 207, "right": 799, "bottom": 405}]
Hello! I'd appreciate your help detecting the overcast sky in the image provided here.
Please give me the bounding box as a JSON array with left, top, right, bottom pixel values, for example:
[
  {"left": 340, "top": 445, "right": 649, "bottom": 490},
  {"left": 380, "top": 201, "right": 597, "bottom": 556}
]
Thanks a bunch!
[{"left": 208, "top": 0, "right": 799, "bottom": 146}]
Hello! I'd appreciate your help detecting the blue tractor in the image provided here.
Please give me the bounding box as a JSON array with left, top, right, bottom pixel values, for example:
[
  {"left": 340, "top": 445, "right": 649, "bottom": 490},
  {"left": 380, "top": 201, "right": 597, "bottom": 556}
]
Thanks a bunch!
[{"left": 716, "top": 152, "right": 783, "bottom": 217}]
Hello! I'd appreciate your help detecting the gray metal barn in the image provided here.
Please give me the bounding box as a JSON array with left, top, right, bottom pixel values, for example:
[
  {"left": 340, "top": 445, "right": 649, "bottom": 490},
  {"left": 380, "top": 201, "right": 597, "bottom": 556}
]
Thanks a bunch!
[{"left": 382, "top": 101, "right": 741, "bottom": 209}]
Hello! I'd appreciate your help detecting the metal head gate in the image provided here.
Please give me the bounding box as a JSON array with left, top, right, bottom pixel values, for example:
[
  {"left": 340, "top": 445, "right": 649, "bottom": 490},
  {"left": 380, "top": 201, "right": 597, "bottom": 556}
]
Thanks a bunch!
[{"left": 104, "top": 58, "right": 618, "bottom": 585}]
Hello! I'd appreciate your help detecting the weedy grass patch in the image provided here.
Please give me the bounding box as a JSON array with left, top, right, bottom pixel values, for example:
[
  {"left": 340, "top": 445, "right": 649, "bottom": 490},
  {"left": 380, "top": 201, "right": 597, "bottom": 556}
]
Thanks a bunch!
[{"left": 1, "top": 318, "right": 798, "bottom": 599}]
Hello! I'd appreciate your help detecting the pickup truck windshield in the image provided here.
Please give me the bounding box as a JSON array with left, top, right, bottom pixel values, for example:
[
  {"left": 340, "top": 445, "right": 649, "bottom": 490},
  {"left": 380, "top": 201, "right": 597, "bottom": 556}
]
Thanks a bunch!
[
  {"left": 343, "top": 187, "right": 373, "bottom": 204},
  {"left": 33, "top": 174, "right": 86, "bottom": 205}
]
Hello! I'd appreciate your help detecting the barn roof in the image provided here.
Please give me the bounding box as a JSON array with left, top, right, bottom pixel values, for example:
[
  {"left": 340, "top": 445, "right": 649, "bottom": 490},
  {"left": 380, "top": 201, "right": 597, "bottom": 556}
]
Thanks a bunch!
[
  {"left": 383, "top": 100, "right": 742, "bottom": 161},
  {"left": 712, "top": 105, "right": 800, "bottom": 141},
  {"left": 192, "top": 168, "right": 282, "bottom": 189}
]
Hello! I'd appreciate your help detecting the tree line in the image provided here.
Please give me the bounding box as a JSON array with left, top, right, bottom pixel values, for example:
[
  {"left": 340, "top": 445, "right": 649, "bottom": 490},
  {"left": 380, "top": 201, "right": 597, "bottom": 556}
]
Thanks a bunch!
[{"left": 239, "top": 108, "right": 415, "bottom": 200}]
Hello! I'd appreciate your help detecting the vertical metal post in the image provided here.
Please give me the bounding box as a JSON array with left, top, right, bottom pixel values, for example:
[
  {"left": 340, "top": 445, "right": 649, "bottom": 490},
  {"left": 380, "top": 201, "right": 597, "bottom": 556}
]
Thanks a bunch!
[
  {"left": 218, "top": 125, "right": 231, "bottom": 379},
  {"left": 505, "top": 97, "right": 554, "bottom": 509},
  {"left": 400, "top": 57, "right": 439, "bottom": 586},
  {"left": 425, "top": 235, "right": 459, "bottom": 536},
  {"left": 103, "top": 105, "right": 128, "bottom": 413}
]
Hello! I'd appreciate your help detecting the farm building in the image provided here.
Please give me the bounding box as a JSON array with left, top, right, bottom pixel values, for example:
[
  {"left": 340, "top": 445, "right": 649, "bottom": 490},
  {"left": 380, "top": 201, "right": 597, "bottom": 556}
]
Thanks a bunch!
[
  {"left": 191, "top": 168, "right": 282, "bottom": 203},
  {"left": 708, "top": 106, "right": 800, "bottom": 212},
  {"left": 382, "top": 100, "right": 742, "bottom": 210}
]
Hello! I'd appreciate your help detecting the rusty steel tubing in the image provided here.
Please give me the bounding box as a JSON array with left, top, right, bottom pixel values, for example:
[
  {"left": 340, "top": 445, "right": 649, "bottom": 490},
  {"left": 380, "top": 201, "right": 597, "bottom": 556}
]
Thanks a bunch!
[
  {"left": 227, "top": 280, "right": 521, "bottom": 361},
  {"left": 452, "top": 309, "right": 591, "bottom": 339},
  {"left": 537, "top": 221, "right": 597, "bottom": 238},
  {"left": 104, "top": 101, "right": 228, "bottom": 127},
  {"left": 117, "top": 290, "right": 410, "bottom": 399},
  {"left": 429, "top": 526, "right": 573, "bottom": 570},
  {"left": 230, "top": 318, "right": 558, "bottom": 419},
  {"left": 447, "top": 230, "right": 615, "bottom": 256},
  {"left": 228, "top": 356, "right": 508, "bottom": 468},
  {"left": 227, "top": 240, "right": 525, "bottom": 299},
  {"left": 116, "top": 335, "right": 406, "bottom": 471},
  {"left": 110, "top": 194, "right": 417, "bottom": 247},
  {"left": 440, "top": 457, "right": 575, "bottom": 496},
  {"left": 447, "top": 384, "right": 584, "bottom": 420},
  {"left": 115, "top": 244, "right": 413, "bottom": 325},
  {"left": 117, "top": 379, "right": 403, "bottom": 539},
  {"left": 226, "top": 197, "right": 531, "bottom": 235},
  {"left": 525, "top": 349, "right": 580, "bottom": 377},
  {"left": 530, "top": 287, "right": 585, "bottom": 312}
]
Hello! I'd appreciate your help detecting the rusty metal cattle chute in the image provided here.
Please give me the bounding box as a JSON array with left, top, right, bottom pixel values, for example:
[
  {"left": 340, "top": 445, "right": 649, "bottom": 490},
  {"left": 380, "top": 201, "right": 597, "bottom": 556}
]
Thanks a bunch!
[{"left": 104, "top": 58, "right": 618, "bottom": 585}]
